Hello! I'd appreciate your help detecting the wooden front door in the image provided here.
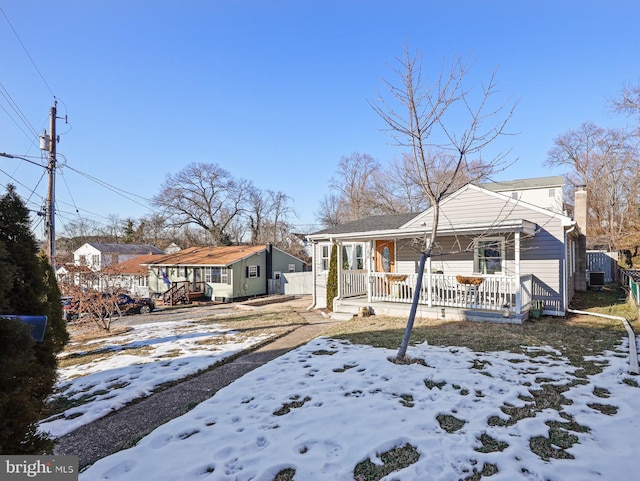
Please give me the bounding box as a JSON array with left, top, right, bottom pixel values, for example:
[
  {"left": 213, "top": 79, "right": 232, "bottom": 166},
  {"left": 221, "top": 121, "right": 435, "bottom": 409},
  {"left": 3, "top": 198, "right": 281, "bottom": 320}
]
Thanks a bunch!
[{"left": 375, "top": 240, "right": 395, "bottom": 273}]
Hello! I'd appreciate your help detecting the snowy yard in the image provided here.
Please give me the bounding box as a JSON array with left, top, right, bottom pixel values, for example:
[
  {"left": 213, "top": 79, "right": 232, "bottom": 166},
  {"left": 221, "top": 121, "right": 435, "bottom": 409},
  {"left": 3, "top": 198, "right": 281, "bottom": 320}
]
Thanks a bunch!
[
  {"left": 40, "top": 306, "right": 302, "bottom": 438},
  {"left": 79, "top": 336, "right": 639, "bottom": 481},
  {"left": 43, "top": 299, "right": 640, "bottom": 480}
]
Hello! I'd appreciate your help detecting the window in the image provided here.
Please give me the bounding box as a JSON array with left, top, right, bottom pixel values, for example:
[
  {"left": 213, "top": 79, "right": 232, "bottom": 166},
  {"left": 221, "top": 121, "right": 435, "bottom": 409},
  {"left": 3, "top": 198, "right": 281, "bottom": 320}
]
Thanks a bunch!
[
  {"left": 549, "top": 188, "right": 555, "bottom": 198},
  {"left": 288, "top": 264, "right": 296, "bottom": 273},
  {"left": 92, "top": 254, "right": 100, "bottom": 267},
  {"left": 511, "top": 192, "right": 519, "bottom": 200},
  {"left": 342, "top": 244, "right": 365, "bottom": 270},
  {"left": 474, "top": 238, "right": 504, "bottom": 274},
  {"left": 204, "top": 266, "right": 229, "bottom": 284},
  {"left": 138, "top": 276, "right": 148, "bottom": 287},
  {"left": 321, "top": 245, "right": 330, "bottom": 271},
  {"left": 247, "top": 265, "right": 259, "bottom": 278}
]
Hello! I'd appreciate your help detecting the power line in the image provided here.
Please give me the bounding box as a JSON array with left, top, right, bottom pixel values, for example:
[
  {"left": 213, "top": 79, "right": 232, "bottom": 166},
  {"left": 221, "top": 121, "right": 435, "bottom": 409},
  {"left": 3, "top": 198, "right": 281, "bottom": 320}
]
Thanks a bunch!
[
  {"left": 0, "top": 82, "right": 40, "bottom": 141},
  {"left": 0, "top": 5, "right": 56, "bottom": 98},
  {"left": 63, "top": 164, "right": 154, "bottom": 209}
]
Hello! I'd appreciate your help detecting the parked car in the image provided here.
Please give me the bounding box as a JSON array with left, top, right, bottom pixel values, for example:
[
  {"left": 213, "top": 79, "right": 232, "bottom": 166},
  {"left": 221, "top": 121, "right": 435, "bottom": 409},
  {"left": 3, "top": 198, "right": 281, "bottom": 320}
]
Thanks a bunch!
[
  {"left": 113, "top": 293, "right": 155, "bottom": 315},
  {"left": 61, "top": 296, "right": 79, "bottom": 321}
]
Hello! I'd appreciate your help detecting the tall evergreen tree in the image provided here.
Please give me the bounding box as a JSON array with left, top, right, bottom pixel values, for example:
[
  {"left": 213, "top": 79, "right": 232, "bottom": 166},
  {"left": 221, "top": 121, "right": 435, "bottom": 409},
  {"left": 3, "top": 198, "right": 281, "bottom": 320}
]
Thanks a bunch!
[
  {"left": 326, "top": 244, "right": 338, "bottom": 311},
  {"left": 0, "top": 184, "right": 68, "bottom": 454}
]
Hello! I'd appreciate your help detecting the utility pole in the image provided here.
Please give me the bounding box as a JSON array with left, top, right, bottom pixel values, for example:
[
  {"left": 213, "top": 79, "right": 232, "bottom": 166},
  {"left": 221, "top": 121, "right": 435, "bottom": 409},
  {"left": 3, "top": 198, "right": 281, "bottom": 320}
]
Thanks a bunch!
[{"left": 42, "top": 100, "right": 57, "bottom": 267}]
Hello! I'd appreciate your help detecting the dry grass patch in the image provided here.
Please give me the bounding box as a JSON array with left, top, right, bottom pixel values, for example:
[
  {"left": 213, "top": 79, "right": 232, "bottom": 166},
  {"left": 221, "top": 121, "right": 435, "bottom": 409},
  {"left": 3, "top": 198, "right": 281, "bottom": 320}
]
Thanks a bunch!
[
  {"left": 353, "top": 443, "right": 420, "bottom": 481},
  {"left": 325, "top": 285, "right": 635, "bottom": 363}
]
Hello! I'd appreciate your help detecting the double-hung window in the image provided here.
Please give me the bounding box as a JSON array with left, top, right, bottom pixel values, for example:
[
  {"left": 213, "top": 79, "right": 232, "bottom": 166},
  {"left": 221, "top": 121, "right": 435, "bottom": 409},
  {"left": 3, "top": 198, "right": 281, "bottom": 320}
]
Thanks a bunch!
[
  {"left": 205, "top": 266, "right": 229, "bottom": 284},
  {"left": 247, "top": 265, "right": 259, "bottom": 278},
  {"left": 321, "top": 245, "right": 331, "bottom": 271},
  {"left": 474, "top": 237, "right": 504, "bottom": 274}
]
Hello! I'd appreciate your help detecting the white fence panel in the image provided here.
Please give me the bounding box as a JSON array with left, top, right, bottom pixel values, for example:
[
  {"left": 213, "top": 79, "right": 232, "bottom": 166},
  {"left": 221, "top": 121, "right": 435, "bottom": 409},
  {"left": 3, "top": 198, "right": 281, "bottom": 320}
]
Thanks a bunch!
[{"left": 281, "top": 272, "right": 313, "bottom": 295}]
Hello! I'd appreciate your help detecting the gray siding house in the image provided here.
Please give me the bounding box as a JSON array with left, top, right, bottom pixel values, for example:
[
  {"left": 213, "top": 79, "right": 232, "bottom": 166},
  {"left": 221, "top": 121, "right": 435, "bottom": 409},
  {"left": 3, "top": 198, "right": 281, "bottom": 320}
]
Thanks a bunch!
[
  {"left": 144, "top": 244, "right": 306, "bottom": 304},
  {"left": 306, "top": 177, "right": 587, "bottom": 323}
]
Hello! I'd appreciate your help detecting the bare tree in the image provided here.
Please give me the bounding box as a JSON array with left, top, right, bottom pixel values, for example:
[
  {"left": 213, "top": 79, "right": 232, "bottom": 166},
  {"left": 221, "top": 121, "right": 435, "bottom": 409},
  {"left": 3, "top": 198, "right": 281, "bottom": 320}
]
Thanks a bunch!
[
  {"left": 152, "top": 162, "right": 251, "bottom": 246},
  {"left": 268, "top": 190, "right": 295, "bottom": 246},
  {"left": 547, "top": 121, "right": 640, "bottom": 250},
  {"left": 370, "top": 46, "right": 516, "bottom": 360},
  {"left": 316, "top": 193, "right": 343, "bottom": 228},
  {"left": 611, "top": 80, "right": 640, "bottom": 125},
  {"left": 327, "top": 152, "right": 381, "bottom": 221},
  {"left": 370, "top": 153, "right": 429, "bottom": 214}
]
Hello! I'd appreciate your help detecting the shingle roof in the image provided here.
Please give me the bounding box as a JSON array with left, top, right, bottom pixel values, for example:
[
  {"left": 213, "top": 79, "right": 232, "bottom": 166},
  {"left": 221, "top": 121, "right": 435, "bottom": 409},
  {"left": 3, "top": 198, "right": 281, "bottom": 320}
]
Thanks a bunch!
[
  {"left": 143, "top": 245, "right": 267, "bottom": 266},
  {"left": 103, "top": 254, "right": 164, "bottom": 275},
  {"left": 479, "top": 175, "right": 564, "bottom": 192},
  {"left": 309, "top": 212, "right": 419, "bottom": 236}
]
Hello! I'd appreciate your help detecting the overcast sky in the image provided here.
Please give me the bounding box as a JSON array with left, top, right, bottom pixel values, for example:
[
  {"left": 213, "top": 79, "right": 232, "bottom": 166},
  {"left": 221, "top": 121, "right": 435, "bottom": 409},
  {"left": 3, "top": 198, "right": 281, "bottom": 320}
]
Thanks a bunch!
[{"left": 1, "top": 1, "right": 639, "bottom": 237}]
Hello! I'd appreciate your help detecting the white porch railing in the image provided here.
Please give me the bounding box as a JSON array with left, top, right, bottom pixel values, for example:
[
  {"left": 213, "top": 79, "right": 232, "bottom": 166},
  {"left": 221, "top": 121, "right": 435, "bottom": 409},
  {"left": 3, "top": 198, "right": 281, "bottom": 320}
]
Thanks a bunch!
[
  {"left": 341, "top": 270, "right": 368, "bottom": 298},
  {"left": 341, "top": 271, "right": 532, "bottom": 314}
]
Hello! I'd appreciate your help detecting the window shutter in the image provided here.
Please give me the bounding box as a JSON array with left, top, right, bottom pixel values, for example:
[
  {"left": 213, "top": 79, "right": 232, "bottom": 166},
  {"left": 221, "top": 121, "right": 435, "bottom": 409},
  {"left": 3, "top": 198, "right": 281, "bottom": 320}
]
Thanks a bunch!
[
  {"left": 257, "top": 266, "right": 260, "bottom": 277},
  {"left": 245, "top": 266, "right": 249, "bottom": 278}
]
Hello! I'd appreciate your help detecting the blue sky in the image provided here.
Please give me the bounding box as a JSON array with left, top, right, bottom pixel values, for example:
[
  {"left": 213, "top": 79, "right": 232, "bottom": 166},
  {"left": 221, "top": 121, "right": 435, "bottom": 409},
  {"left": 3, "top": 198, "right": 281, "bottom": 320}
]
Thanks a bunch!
[{"left": 1, "top": 1, "right": 639, "bottom": 238}]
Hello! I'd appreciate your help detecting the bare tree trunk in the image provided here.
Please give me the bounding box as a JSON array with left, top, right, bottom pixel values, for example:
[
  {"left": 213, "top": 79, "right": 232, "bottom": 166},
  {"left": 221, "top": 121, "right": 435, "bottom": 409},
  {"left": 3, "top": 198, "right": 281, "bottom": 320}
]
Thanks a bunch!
[{"left": 397, "top": 251, "right": 427, "bottom": 360}]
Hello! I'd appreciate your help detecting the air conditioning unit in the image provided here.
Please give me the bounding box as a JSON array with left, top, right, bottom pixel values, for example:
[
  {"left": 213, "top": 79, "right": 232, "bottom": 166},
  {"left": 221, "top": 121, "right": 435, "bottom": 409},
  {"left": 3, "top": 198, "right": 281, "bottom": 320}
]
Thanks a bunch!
[{"left": 589, "top": 271, "right": 605, "bottom": 290}]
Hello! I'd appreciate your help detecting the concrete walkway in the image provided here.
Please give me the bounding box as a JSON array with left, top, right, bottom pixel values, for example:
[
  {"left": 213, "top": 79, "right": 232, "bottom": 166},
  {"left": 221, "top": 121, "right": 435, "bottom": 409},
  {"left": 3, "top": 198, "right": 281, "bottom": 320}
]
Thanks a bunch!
[{"left": 54, "top": 307, "right": 341, "bottom": 469}]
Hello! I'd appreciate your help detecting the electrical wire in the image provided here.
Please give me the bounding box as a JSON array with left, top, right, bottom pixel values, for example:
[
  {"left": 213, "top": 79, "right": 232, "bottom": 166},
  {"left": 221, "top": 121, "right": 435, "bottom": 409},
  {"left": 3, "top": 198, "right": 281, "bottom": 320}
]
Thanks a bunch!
[
  {"left": 0, "top": 6, "right": 56, "bottom": 98},
  {"left": 63, "top": 164, "right": 154, "bottom": 209}
]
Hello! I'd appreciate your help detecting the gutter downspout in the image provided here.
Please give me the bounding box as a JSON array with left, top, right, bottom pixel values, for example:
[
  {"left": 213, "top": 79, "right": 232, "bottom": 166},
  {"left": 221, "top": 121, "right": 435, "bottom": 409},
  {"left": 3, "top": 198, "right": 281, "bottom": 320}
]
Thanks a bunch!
[
  {"left": 567, "top": 308, "right": 639, "bottom": 375},
  {"left": 563, "top": 224, "right": 577, "bottom": 316}
]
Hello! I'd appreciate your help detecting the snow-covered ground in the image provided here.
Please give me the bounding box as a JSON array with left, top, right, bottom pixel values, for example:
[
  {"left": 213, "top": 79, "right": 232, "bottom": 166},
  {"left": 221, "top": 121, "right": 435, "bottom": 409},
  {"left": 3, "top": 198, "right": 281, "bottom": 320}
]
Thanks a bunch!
[
  {"left": 74, "top": 326, "right": 639, "bottom": 480},
  {"left": 40, "top": 318, "right": 272, "bottom": 438}
]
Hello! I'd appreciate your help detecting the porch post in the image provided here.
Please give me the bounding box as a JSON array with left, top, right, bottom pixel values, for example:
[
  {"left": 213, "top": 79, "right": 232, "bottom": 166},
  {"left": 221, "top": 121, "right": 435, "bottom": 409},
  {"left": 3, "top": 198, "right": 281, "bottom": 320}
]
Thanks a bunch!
[
  {"left": 336, "top": 241, "right": 343, "bottom": 300},
  {"left": 427, "top": 254, "right": 433, "bottom": 307},
  {"left": 515, "top": 232, "right": 521, "bottom": 314},
  {"left": 367, "top": 240, "right": 373, "bottom": 303}
]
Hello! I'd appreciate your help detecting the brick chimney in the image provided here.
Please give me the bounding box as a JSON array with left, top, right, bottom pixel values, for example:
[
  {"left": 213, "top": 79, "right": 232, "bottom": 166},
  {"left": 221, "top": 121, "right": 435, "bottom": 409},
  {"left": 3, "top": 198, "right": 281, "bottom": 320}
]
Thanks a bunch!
[{"left": 574, "top": 185, "right": 588, "bottom": 291}]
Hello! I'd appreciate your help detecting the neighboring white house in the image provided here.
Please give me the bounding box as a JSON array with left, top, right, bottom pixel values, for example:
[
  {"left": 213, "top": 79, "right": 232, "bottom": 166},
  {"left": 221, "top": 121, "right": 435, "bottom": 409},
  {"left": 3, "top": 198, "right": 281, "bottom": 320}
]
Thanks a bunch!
[
  {"left": 63, "top": 243, "right": 164, "bottom": 292},
  {"left": 306, "top": 176, "right": 587, "bottom": 323},
  {"left": 479, "top": 176, "right": 565, "bottom": 215},
  {"left": 73, "top": 243, "right": 165, "bottom": 271}
]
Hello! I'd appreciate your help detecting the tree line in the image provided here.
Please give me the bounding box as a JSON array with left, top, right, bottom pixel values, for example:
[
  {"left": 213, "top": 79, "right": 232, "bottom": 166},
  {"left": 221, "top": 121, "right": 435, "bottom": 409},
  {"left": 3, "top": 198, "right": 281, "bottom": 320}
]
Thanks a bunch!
[{"left": 57, "top": 162, "right": 305, "bottom": 263}]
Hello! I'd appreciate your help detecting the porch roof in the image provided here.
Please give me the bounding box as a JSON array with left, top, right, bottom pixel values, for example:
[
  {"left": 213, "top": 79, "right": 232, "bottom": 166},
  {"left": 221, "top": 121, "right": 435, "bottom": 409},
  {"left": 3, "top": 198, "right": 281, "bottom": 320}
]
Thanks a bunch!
[{"left": 307, "top": 218, "right": 538, "bottom": 242}]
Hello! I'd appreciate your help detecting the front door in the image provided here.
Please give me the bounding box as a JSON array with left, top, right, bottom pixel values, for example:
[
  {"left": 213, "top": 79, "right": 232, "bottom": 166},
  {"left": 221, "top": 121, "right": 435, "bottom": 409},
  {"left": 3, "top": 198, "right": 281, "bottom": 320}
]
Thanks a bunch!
[{"left": 375, "top": 240, "right": 395, "bottom": 273}]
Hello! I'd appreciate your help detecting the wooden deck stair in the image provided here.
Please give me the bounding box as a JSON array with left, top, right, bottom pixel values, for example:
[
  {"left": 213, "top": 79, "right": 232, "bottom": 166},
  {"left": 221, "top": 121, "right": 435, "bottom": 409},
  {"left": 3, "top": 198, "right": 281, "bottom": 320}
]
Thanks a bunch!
[{"left": 162, "top": 281, "right": 206, "bottom": 306}]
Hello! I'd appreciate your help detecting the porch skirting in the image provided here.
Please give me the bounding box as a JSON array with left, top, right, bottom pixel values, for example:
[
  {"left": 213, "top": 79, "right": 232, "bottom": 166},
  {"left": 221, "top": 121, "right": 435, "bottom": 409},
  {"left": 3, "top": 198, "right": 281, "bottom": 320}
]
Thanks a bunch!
[{"left": 333, "top": 296, "right": 527, "bottom": 324}]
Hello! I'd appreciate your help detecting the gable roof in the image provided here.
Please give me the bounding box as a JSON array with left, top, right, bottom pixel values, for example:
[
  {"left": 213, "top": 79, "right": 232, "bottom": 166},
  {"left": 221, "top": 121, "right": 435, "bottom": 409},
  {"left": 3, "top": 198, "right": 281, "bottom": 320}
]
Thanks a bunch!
[
  {"left": 307, "top": 182, "right": 574, "bottom": 242},
  {"left": 144, "top": 245, "right": 267, "bottom": 267},
  {"left": 83, "top": 243, "right": 165, "bottom": 255},
  {"left": 309, "top": 212, "right": 419, "bottom": 237}
]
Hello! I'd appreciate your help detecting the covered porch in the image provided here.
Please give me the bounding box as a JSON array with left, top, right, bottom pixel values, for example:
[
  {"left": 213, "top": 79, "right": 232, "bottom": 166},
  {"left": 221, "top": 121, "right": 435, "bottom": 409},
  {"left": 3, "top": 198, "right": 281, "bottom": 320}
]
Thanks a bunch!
[{"left": 334, "top": 270, "right": 533, "bottom": 323}]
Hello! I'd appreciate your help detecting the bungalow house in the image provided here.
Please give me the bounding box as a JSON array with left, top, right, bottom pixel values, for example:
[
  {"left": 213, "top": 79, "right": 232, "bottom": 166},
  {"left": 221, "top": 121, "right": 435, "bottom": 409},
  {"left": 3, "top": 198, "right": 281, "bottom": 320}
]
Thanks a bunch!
[
  {"left": 306, "top": 176, "right": 587, "bottom": 323},
  {"left": 144, "top": 244, "right": 306, "bottom": 305}
]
